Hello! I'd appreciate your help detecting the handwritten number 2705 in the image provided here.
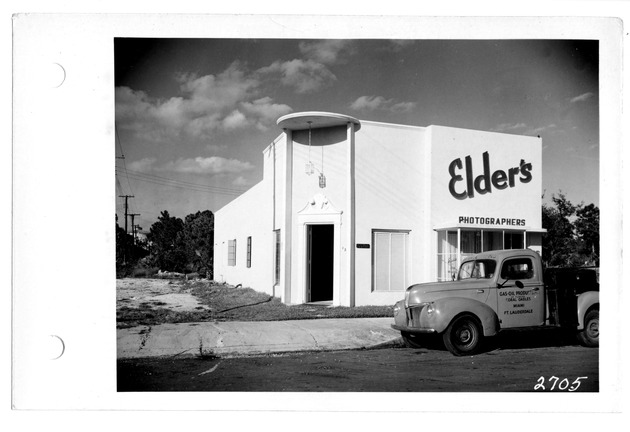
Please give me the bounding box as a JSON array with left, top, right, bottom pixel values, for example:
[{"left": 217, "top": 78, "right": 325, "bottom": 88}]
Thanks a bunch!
[{"left": 535, "top": 376, "right": 587, "bottom": 391}]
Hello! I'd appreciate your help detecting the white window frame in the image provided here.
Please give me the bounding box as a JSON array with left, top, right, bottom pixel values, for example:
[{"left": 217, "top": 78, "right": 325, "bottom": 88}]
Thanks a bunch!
[{"left": 372, "top": 229, "right": 411, "bottom": 292}]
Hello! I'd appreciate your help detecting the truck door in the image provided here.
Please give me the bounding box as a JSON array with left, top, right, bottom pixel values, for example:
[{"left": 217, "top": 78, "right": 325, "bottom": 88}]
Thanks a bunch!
[{"left": 496, "top": 256, "right": 545, "bottom": 328}]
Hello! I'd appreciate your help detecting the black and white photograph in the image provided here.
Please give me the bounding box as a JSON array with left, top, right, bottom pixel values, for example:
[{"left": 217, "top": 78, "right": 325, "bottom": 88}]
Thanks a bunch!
[
  {"left": 9, "top": 8, "right": 626, "bottom": 421},
  {"left": 113, "top": 37, "right": 601, "bottom": 391}
]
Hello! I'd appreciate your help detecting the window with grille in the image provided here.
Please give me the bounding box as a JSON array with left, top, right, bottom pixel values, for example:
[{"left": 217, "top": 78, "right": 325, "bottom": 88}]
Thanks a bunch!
[
  {"left": 246, "top": 236, "right": 252, "bottom": 268},
  {"left": 228, "top": 239, "right": 236, "bottom": 266},
  {"left": 274, "top": 230, "right": 281, "bottom": 285}
]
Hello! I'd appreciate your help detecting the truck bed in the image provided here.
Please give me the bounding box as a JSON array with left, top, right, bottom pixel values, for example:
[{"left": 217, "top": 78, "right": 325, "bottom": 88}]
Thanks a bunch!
[{"left": 544, "top": 267, "right": 599, "bottom": 327}]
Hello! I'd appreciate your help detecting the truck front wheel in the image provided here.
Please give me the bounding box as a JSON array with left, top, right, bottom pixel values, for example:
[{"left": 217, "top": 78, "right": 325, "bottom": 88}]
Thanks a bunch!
[
  {"left": 443, "top": 314, "right": 483, "bottom": 356},
  {"left": 401, "top": 332, "right": 424, "bottom": 349},
  {"left": 577, "top": 309, "right": 599, "bottom": 347}
]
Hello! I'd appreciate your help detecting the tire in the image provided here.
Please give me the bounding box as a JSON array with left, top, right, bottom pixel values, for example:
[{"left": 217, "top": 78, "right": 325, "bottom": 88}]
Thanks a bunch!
[
  {"left": 401, "top": 332, "right": 424, "bottom": 349},
  {"left": 442, "top": 314, "right": 483, "bottom": 356},
  {"left": 577, "top": 309, "right": 599, "bottom": 347}
]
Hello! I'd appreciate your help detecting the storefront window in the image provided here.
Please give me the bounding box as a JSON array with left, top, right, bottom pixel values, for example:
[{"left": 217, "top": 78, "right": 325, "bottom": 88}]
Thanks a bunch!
[
  {"left": 504, "top": 231, "right": 524, "bottom": 249},
  {"left": 436, "top": 228, "right": 527, "bottom": 281},
  {"left": 461, "top": 230, "right": 481, "bottom": 262},
  {"left": 437, "top": 230, "right": 458, "bottom": 281},
  {"left": 483, "top": 230, "right": 503, "bottom": 251}
]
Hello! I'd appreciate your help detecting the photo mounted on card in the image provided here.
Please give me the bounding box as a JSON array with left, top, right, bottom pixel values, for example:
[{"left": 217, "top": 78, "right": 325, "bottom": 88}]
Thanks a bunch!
[{"left": 12, "top": 13, "right": 623, "bottom": 411}]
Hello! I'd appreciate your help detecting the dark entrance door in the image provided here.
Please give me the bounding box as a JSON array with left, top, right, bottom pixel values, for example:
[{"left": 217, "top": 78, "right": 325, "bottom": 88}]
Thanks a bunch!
[{"left": 307, "top": 224, "right": 334, "bottom": 302}]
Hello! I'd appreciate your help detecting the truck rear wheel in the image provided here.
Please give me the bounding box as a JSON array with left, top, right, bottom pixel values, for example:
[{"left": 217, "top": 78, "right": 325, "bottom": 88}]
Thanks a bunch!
[
  {"left": 443, "top": 314, "right": 483, "bottom": 356},
  {"left": 577, "top": 309, "right": 599, "bottom": 347}
]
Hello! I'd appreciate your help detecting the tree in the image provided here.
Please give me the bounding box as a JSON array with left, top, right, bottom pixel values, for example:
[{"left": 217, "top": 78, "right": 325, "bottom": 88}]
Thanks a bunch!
[
  {"left": 542, "top": 192, "right": 577, "bottom": 266},
  {"left": 116, "top": 215, "right": 149, "bottom": 276},
  {"left": 178, "top": 210, "right": 214, "bottom": 277},
  {"left": 146, "top": 210, "right": 187, "bottom": 272},
  {"left": 541, "top": 192, "right": 599, "bottom": 267},
  {"left": 575, "top": 203, "right": 599, "bottom": 265}
]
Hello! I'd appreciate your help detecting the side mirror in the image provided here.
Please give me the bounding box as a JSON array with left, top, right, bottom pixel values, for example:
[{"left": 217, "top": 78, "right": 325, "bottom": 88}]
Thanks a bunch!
[{"left": 515, "top": 280, "right": 524, "bottom": 289}]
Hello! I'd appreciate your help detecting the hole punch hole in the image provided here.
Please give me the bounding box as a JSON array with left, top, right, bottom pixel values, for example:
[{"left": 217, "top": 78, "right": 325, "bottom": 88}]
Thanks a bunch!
[
  {"left": 47, "top": 63, "right": 66, "bottom": 88},
  {"left": 47, "top": 335, "right": 65, "bottom": 360}
]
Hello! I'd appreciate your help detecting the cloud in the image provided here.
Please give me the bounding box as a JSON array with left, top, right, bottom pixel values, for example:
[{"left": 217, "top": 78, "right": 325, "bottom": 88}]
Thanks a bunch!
[
  {"left": 569, "top": 92, "right": 595, "bottom": 104},
  {"left": 222, "top": 110, "right": 249, "bottom": 130},
  {"left": 527, "top": 124, "right": 557, "bottom": 135},
  {"left": 127, "top": 156, "right": 254, "bottom": 175},
  {"left": 128, "top": 157, "right": 157, "bottom": 172},
  {"left": 493, "top": 122, "right": 557, "bottom": 135},
  {"left": 240, "top": 97, "right": 293, "bottom": 130},
  {"left": 350, "top": 95, "right": 390, "bottom": 110},
  {"left": 493, "top": 123, "right": 527, "bottom": 132},
  {"left": 232, "top": 176, "right": 250, "bottom": 187},
  {"left": 390, "top": 101, "right": 417, "bottom": 113},
  {"left": 257, "top": 59, "right": 337, "bottom": 94},
  {"left": 350, "top": 95, "right": 416, "bottom": 113},
  {"left": 298, "top": 40, "right": 355, "bottom": 64},
  {"left": 159, "top": 157, "right": 254, "bottom": 175},
  {"left": 116, "top": 62, "right": 293, "bottom": 141}
]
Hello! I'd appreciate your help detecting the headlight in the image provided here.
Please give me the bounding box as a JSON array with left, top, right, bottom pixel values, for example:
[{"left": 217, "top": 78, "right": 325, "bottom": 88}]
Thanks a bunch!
[
  {"left": 425, "top": 302, "right": 435, "bottom": 315},
  {"left": 393, "top": 303, "right": 401, "bottom": 315}
]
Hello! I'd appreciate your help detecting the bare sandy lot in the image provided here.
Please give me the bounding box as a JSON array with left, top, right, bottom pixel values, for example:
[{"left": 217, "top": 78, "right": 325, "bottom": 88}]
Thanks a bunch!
[{"left": 116, "top": 278, "right": 210, "bottom": 313}]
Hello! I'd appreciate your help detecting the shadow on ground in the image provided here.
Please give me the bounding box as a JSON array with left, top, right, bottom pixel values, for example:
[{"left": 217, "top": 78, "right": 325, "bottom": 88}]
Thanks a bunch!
[{"left": 405, "top": 329, "right": 584, "bottom": 355}]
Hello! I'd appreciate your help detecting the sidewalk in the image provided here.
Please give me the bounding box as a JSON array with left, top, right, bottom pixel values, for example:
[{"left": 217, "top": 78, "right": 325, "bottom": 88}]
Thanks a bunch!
[{"left": 117, "top": 317, "right": 402, "bottom": 359}]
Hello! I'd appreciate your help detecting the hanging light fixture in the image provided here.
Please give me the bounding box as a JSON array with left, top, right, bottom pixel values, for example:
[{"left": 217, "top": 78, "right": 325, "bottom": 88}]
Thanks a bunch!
[
  {"left": 319, "top": 143, "right": 326, "bottom": 188},
  {"left": 303, "top": 119, "right": 326, "bottom": 188},
  {"left": 305, "top": 121, "right": 314, "bottom": 175}
]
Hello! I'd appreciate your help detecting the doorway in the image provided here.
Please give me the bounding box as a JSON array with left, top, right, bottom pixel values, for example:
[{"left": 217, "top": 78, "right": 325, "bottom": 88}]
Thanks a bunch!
[{"left": 307, "top": 224, "right": 334, "bottom": 303}]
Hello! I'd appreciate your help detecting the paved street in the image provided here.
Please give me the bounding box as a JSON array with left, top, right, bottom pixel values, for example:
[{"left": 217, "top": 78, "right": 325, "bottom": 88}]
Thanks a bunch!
[{"left": 118, "top": 340, "right": 598, "bottom": 392}]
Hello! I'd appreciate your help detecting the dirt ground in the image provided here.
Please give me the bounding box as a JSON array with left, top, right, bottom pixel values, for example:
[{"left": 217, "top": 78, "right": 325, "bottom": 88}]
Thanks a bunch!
[
  {"left": 117, "top": 278, "right": 210, "bottom": 312},
  {"left": 116, "top": 278, "right": 394, "bottom": 327},
  {"left": 118, "top": 343, "right": 599, "bottom": 392}
]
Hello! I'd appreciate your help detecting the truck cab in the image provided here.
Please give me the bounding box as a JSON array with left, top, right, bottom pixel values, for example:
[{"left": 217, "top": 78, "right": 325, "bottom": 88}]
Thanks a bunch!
[{"left": 392, "top": 249, "right": 599, "bottom": 356}]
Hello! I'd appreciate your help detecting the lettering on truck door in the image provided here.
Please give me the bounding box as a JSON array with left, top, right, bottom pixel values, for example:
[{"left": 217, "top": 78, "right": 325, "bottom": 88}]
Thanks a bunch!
[{"left": 496, "top": 256, "right": 545, "bottom": 328}]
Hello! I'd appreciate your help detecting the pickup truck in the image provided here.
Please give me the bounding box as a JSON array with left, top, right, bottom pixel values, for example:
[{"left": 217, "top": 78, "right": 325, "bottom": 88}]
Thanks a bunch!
[{"left": 392, "top": 249, "right": 599, "bottom": 356}]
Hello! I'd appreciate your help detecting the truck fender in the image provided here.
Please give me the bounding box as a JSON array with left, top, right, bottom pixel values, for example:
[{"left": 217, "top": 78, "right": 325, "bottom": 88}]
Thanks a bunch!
[
  {"left": 428, "top": 297, "right": 500, "bottom": 336},
  {"left": 576, "top": 291, "right": 599, "bottom": 330}
]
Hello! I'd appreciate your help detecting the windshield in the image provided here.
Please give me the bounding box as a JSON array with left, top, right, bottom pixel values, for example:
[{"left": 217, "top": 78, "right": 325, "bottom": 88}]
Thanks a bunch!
[{"left": 458, "top": 259, "right": 497, "bottom": 280}]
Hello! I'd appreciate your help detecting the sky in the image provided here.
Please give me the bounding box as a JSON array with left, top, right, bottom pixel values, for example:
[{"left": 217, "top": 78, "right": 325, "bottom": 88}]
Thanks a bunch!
[{"left": 114, "top": 38, "right": 599, "bottom": 232}]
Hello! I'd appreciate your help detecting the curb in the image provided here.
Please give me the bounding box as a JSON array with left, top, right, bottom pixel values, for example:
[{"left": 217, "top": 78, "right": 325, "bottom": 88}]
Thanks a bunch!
[{"left": 117, "top": 318, "right": 401, "bottom": 360}]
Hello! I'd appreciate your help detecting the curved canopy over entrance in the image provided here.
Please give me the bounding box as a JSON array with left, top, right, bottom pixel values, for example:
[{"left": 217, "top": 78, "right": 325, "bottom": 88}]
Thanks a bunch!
[{"left": 277, "top": 111, "right": 361, "bottom": 132}]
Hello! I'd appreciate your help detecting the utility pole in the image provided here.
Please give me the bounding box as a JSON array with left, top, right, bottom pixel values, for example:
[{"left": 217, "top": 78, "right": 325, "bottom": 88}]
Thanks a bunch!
[
  {"left": 118, "top": 195, "right": 134, "bottom": 264},
  {"left": 129, "top": 213, "right": 140, "bottom": 245},
  {"left": 134, "top": 224, "right": 143, "bottom": 246},
  {"left": 118, "top": 195, "right": 134, "bottom": 234}
]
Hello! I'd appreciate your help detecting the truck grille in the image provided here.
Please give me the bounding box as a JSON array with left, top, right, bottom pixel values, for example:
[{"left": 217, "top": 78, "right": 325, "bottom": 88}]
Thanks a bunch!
[{"left": 406, "top": 304, "right": 426, "bottom": 327}]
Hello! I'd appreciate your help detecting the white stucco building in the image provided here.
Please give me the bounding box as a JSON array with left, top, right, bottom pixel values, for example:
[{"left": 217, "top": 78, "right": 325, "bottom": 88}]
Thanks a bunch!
[{"left": 213, "top": 112, "right": 544, "bottom": 306}]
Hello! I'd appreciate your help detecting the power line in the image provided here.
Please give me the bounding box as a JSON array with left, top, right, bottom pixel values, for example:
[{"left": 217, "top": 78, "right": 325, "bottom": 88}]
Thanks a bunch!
[
  {"left": 118, "top": 195, "right": 134, "bottom": 234},
  {"left": 118, "top": 167, "right": 248, "bottom": 193},
  {"left": 115, "top": 169, "right": 247, "bottom": 196},
  {"left": 115, "top": 123, "right": 136, "bottom": 214}
]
